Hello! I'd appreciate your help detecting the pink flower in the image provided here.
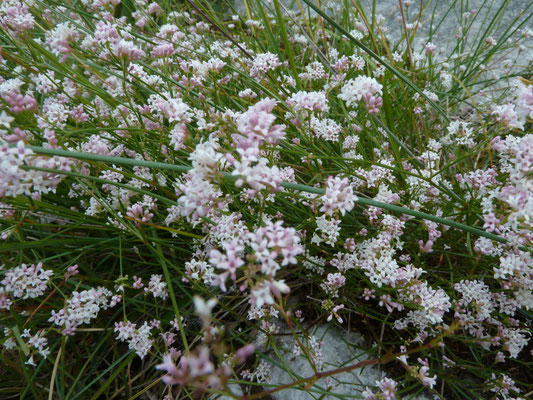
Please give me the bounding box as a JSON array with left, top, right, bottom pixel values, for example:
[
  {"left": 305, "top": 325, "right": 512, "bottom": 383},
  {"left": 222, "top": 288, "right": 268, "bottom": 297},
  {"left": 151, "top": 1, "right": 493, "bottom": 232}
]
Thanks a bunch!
[
  {"left": 209, "top": 241, "right": 245, "bottom": 281},
  {"left": 250, "top": 52, "right": 281, "bottom": 80},
  {"left": 339, "top": 76, "right": 383, "bottom": 109},
  {"left": 65, "top": 265, "right": 79, "bottom": 279},
  {"left": 320, "top": 176, "right": 357, "bottom": 216}
]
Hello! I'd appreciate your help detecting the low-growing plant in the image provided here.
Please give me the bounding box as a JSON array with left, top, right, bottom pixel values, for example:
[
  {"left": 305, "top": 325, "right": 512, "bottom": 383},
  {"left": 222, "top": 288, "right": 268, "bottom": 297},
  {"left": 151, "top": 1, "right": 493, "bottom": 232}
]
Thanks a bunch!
[{"left": 0, "top": 0, "right": 532, "bottom": 399}]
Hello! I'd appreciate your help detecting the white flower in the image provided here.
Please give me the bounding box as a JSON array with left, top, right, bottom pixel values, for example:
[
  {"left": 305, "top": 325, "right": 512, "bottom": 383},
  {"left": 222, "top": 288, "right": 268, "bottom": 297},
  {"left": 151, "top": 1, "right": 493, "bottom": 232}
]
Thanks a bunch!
[
  {"left": 0, "top": 111, "right": 14, "bottom": 130},
  {"left": 1, "top": 262, "right": 53, "bottom": 300},
  {"left": 339, "top": 76, "right": 382, "bottom": 107},
  {"left": 193, "top": 295, "right": 217, "bottom": 327}
]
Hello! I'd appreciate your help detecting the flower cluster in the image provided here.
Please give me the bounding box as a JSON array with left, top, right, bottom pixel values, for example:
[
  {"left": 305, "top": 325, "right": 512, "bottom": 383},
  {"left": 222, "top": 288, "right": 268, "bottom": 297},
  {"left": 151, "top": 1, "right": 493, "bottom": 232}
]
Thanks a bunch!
[
  {"left": 115, "top": 320, "right": 154, "bottom": 359},
  {"left": 50, "top": 287, "right": 117, "bottom": 335},
  {"left": 156, "top": 296, "right": 255, "bottom": 391},
  {"left": 1, "top": 262, "right": 53, "bottom": 302},
  {"left": 320, "top": 176, "right": 358, "bottom": 216},
  {"left": 209, "top": 220, "right": 302, "bottom": 308},
  {"left": 339, "top": 76, "right": 383, "bottom": 113}
]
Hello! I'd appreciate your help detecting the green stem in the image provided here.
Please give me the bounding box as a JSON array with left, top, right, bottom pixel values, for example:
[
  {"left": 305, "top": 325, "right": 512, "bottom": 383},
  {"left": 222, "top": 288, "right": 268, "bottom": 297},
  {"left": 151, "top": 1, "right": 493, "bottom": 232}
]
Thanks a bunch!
[
  {"left": 150, "top": 231, "right": 190, "bottom": 353},
  {"left": 272, "top": 0, "right": 301, "bottom": 88},
  {"left": 26, "top": 146, "right": 191, "bottom": 173},
  {"left": 26, "top": 145, "right": 508, "bottom": 244}
]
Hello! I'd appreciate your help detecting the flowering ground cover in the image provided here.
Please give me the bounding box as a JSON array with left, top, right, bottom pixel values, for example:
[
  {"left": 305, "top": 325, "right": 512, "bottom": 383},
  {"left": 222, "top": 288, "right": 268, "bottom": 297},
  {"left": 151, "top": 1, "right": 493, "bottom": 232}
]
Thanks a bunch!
[{"left": 0, "top": 0, "right": 532, "bottom": 398}]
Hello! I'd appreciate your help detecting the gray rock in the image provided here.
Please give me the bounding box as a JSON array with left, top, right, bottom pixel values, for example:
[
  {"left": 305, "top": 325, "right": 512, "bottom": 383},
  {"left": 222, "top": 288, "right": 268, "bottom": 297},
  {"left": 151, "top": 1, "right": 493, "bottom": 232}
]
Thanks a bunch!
[{"left": 260, "top": 322, "right": 437, "bottom": 399}]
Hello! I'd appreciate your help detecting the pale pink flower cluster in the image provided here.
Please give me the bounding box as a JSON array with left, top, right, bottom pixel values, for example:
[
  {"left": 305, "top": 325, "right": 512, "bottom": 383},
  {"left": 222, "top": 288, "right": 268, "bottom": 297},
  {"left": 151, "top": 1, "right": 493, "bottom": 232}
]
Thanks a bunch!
[
  {"left": 456, "top": 168, "right": 498, "bottom": 197},
  {"left": 241, "top": 359, "right": 272, "bottom": 383},
  {"left": 492, "top": 83, "right": 533, "bottom": 131},
  {"left": 299, "top": 61, "right": 327, "bottom": 81},
  {"left": 81, "top": 0, "right": 121, "bottom": 11},
  {"left": 310, "top": 116, "right": 342, "bottom": 141},
  {"left": 174, "top": 173, "right": 225, "bottom": 225},
  {"left": 353, "top": 216, "right": 453, "bottom": 333},
  {"left": 161, "top": 95, "right": 269, "bottom": 225},
  {"left": 81, "top": 20, "right": 144, "bottom": 61},
  {"left": 312, "top": 176, "right": 357, "bottom": 247},
  {"left": 46, "top": 22, "right": 80, "bottom": 62},
  {"left": 313, "top": 214, "right": 341, "bottom": 246},
  {"left": 157, "top": 346, "right": 216, "bottom": 386},
  {"left": 0, "top": 288, "right": 12, "bottom": 310},
  {"left": 0, "top": 141, "right": 72, "bottom": 199},
  {"left": 1, "top": 262, "right": 53, "bottom": 302},
  {"left": 411, "top": 358, "right": 437, "bottom": 388},
  {"left": 321, "top": 272, "right": 346, "bottom": 297},
  {"left": 167, "top": 138, "right": 226, "bottom": 226},
  {"left": 208, "top": 212, "right": 250, "bottom": 246},
  {"left": 149, "top": 95, "right": 192, "bottom": 124},
  {"left": 463, "top": 133, "right": 533, "bottom": 319},
  {"left": 183, "top": 259, "right": 214, "bottom": 285},
  {"left": 209, "top": 220, "right": 302, "bottom": 308},
  {"left": 209, "top": 240, "right": 244, "bottom": 291},
  {"left": 362, "top": 377, "right": 398, "bottom": 400},
  {"left": 144, "top": 274, "right": 168, "bottom": 299},
  {"left": 0, "top": 1, "right": 35, "bottom": 37},
  {"left": 492, "top": 104, "right": 524, "bottom": 130},
  {"left": 49, "top": 286, "right": 117, "bottom": 335},
  {"left": 250, "top": 52, "right": 281, "bottom": 80},
  {"left": 320, "top": 176, "right": 357, "bottom": 216},
  {"left": 126, "top": 202, "right": 154, "bottom": 226},
  {"left": 157, "top": 342, "right": 254, "bottom": 389},
  {"left": 306, "top": 335, "right": 325, "bottom": 370},
  {"left": 21, "top": 329, "right": 50, "bottom": 366},
  {"left": 287, "top": 90, "right": 329, "bottom": 113},
  {"left": 515, "top": 84, "right": 533, "bottom": 120},
  {"left": 489, "top": 373, "right": 521, "bottom": 400},
  {"left": 0, "top": 78, "right": 37, "bottom": 114},
  {"left": 443, "top": 120, "right": 475, "bottom": 147},
  {"left": 115, "top": 320, "right": 154, "bottom": 359},
  {"left": 453, "top": 279, "right": 528, "bottom": 358},
  {"left": 339, "top": 76, "right": 383, "bottom": 113},
  {"left": 228, "top": 99, "right": 287, "bottom": 192},
  {"left": 395, "top": 282, "right": 451, "bottom": 329}
]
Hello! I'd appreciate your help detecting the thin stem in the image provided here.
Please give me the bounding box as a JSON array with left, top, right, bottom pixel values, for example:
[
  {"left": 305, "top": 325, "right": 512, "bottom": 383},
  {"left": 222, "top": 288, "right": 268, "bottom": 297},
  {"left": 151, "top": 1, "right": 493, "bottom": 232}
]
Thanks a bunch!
[
  {"left": 24, "top": 145, "right": 509, "bottom": 244},
  {"left": 398, "top": 0, "right": 413, "bottom": 67}
]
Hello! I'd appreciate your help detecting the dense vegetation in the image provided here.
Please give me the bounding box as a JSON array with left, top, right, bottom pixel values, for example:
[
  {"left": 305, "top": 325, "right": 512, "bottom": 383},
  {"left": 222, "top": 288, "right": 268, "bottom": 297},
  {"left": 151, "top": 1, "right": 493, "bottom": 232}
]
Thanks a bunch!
[{"left": 0, "top": 0, "right": 532, "bottom": 398}]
